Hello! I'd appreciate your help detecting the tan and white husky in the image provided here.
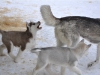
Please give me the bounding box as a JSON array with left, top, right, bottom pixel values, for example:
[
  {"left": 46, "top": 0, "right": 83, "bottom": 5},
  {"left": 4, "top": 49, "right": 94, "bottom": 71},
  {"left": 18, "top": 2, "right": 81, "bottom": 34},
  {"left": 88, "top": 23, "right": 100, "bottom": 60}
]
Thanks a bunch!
[{"left": 0, "top": 21, "right": 42, "bottom": 63}]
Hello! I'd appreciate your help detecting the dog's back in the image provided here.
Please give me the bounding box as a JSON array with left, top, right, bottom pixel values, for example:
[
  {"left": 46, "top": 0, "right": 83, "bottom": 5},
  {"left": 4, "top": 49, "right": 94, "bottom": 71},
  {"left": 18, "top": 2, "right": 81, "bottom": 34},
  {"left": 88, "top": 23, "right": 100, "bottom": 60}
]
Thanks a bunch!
[
  {"left": 59, "top": 16, "right": 100, "bottom": 43},
  {"left": 32, "top": 47, "right": 77, "bottom": 66}
]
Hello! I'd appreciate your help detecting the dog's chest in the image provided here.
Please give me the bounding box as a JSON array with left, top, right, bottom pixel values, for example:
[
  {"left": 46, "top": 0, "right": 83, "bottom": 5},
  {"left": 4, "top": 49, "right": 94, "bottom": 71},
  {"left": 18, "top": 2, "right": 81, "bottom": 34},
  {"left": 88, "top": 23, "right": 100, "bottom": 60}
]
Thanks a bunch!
[{"left": 26, "top": 38, "right": 35, "bottom": 49}]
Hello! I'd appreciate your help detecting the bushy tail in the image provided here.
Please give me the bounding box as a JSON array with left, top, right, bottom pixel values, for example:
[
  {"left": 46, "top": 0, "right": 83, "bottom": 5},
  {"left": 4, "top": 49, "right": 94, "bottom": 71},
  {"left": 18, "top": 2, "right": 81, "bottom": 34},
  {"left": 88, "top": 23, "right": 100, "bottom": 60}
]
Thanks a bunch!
[{"left": 40, "top": 5, "right": 60, "bottom": 26}]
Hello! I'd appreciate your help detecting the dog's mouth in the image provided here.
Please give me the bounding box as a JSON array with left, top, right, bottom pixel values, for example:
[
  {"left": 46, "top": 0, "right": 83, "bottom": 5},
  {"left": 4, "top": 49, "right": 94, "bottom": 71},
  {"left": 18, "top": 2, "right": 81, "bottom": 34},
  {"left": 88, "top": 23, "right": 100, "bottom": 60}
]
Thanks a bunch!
[
  {"left": 37, "top": 25, "right": 42, "bottom": 29},
  {"left": 37, "top": 21, "right": 42, "bottom": 29}
]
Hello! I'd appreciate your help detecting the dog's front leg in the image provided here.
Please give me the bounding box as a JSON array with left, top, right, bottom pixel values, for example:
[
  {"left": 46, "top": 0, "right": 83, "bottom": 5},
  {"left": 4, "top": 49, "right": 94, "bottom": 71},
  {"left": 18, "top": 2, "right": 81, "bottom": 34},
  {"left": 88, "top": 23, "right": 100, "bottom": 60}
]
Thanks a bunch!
[
  {"left": 56, "top": 38, "right": 64, "bottom": 47},
  {"left": 14, "top": 48, "right": 24, "bottom": 63},
  {"left": 55, "top": 28, "right": 64, "bottom": 47},
  {"left": 69, "top": 66, "right": 82, "bottom": 75},
  {"left": 32, "top": 58, "right": 48, "bottom": 75},
  {"left": 88, "top": 43, "right": 100, "bottom": 67},
  {"left": 55, "top": 36, "right": 64, "bottom": 47},
  {"left": 0, "top": 44, "right": 6, "bottom": 56},
  {"left": 8, "top": 42, "right": 16, "bottom": 60}
]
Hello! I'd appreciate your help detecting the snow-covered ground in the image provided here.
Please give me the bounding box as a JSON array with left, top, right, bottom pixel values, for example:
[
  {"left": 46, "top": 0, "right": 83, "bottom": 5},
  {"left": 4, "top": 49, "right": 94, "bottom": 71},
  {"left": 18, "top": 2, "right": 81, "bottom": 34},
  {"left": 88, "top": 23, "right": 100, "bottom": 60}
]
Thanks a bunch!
[{"left": 0, "top": 0, "right": 100, "bottom": 75}]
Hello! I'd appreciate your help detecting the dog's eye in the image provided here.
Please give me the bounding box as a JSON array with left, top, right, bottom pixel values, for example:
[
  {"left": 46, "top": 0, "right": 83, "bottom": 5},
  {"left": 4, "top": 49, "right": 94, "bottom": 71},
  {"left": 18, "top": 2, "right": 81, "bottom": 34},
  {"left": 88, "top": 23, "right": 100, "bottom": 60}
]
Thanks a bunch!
[
  {"left": 32, "top": 23, "right": 35, "bottom": 25},
  {"left": 30, "top": 22, "right": 35, "bottom": 26}
]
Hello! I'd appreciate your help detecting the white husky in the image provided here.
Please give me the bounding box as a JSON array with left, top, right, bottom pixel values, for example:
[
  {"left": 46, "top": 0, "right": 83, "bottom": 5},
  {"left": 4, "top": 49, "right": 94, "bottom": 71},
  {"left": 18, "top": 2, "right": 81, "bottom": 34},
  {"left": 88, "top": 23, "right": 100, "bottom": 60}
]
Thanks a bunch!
[{"left": 31, "top": 39, "right": 91, "bottom": 75}]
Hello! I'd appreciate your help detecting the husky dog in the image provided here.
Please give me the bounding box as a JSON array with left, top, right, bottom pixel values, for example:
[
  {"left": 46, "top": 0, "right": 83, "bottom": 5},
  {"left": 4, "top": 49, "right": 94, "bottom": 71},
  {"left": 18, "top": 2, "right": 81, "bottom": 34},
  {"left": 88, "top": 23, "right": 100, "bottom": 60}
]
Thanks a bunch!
[
  {"left": 31, "top": 39, "right": 91, "bottom": 75},
  {"left": 40, "top": 5, "right": 100, "bottom": 67},
  {"left": 0, "top": 21, "right": 42, "bottom": 63}
]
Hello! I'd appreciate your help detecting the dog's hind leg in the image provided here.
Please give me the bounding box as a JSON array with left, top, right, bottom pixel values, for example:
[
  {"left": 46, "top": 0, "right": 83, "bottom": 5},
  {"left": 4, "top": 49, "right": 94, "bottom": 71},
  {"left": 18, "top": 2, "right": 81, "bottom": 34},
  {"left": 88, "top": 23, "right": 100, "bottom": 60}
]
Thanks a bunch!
[
  {"left": 88, "top": 43, "right": 100, "bottom": 67},
  {"left": 55, "top": 28, "right": 64, "bottom": 47},
  {"left": 0, "top": 44, "right": 6, "bottom": 56},
  {"left": 56, "top": 37, "right": 64, "bottom": 47},
  {"left": 14, "top": 48, "right": 24, "bottom": 63},
  {"left": 55, "top": 31, "right": 71, "bottom": 47},
  {"left": 65, "top": 38, "right": 72, "bottom": 48}
]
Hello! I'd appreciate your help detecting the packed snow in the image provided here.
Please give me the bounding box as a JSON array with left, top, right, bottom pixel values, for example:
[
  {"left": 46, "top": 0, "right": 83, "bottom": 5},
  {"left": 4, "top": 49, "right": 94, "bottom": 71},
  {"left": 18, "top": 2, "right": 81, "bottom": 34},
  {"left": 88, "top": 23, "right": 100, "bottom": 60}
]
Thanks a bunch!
[{"left": 0, "top": 0, "right": 100, "bottom": 75}]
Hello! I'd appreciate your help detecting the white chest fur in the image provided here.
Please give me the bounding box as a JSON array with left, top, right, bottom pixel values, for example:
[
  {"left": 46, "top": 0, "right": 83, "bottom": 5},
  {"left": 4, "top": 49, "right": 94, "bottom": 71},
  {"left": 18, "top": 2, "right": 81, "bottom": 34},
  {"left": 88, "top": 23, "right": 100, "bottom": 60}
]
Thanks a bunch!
[{"left": 26, "top": 37, "right": 36, "bottom": 50}]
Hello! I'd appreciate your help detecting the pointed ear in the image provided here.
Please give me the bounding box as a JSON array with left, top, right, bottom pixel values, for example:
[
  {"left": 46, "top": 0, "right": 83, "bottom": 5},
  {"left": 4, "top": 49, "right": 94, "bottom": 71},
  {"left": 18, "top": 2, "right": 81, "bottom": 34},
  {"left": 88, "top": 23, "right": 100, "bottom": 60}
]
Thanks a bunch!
[
  {"left": 88, "top": 44, "right": 91, "bottom": 47},
  {"left": 81, "top": 39, "right": 84, "bottom": 42}
]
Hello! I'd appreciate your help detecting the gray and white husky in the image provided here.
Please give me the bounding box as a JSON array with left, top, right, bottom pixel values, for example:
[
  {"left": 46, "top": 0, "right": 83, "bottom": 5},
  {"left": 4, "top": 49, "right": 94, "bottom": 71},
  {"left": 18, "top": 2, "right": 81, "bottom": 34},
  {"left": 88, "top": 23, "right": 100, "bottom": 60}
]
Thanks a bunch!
[
  {"left": 31, "top": 39, "right": 91, "bottom": 75},
  {"left": 40, "top": 5, "right": 100, "bottom": 67}
]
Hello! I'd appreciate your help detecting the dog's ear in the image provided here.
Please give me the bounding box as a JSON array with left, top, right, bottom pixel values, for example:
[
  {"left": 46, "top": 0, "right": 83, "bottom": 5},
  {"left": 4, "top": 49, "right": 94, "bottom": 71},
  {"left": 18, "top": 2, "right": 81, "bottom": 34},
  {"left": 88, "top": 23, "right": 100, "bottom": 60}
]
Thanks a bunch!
[{"left": 81, "top": 39, "right": 84, "bottom": 42}]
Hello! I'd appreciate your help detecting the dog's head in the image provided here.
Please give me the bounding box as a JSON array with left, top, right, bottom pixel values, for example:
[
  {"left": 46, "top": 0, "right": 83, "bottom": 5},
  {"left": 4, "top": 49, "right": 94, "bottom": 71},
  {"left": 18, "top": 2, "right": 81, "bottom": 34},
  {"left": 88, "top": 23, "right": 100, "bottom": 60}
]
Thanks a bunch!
[
  {"left": 77, "top": 39, "right": 91, "bottom": 57},
  {"left": 26, "top": 21, "right": 42, "bottom": 32}
]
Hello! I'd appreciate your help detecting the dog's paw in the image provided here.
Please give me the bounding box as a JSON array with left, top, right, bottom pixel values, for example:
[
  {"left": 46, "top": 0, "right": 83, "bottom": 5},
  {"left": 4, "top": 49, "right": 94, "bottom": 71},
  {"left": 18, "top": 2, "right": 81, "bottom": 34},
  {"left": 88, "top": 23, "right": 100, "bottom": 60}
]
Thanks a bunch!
[
  {"left": 14, "top": 57, "right": 19, "bottom": 63},
  {"left": 88, "top": 62, "right": 93, "bottom": 67},
  {"left": 14, "top": 59, "right": 19, "bottom": 63},
  {"left": 87, "top": 60, "right": 98, "bottom": 68}
]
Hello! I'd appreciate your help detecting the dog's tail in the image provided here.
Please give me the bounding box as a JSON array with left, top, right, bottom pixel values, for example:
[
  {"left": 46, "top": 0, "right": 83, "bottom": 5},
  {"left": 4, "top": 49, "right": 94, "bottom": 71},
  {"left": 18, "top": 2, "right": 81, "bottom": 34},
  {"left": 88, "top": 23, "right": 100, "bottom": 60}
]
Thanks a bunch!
[
  {"left": 31, "top": 48, "right": 42, "bottom": 55},
  {"left": 31, "top": 48, "right": 41, "bottom": 53},
  {"left": 40, "top": 5, "right": 60, "bottom": 26}
]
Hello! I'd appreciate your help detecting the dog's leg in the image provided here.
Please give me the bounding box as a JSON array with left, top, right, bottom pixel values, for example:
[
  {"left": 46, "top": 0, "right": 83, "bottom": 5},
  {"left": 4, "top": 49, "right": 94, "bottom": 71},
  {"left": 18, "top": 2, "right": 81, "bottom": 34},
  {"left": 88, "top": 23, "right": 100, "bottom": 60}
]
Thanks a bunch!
[
  {"left": 69, "top": 66, "right": 82, "bottom": 75},
  {"left": 46, "top": 64, "right": 60, "bottom": 75},
  {"left": 65, "top": 38, "right": 72, "bottom": 48},
  {"left": 55, "top": 28, "right": 64, "bottom": 47},
  {"left": 14, "top": 48, "right": 23, "bottom": 63},
  {"left": 55, "top": 30, "right": 64, "bottom": 47},
  {"left": 32, "top": 58, "right": 48, "bottom": 75},
  {"left": 88, "top": 43, "right": 100, "bottom": 67},
  {"left": 56, "top": 38, "right": 64, "bottom": 47},
  {"left": 0, "top": 44, "right": 6, "bottom": 56},
  {"left": 61, "top": 67, "right": 66, "bottom": 75},
  {"left": 8, "top": 42, "right": 16, "bottom": 60}
]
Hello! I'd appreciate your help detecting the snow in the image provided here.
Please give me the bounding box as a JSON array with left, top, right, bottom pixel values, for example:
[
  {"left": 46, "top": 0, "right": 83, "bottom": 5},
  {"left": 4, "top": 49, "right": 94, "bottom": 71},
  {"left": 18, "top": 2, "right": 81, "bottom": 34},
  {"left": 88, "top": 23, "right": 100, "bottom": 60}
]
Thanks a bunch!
[{"left": 0, "top": 0, "right": 100, "bottom": 75}]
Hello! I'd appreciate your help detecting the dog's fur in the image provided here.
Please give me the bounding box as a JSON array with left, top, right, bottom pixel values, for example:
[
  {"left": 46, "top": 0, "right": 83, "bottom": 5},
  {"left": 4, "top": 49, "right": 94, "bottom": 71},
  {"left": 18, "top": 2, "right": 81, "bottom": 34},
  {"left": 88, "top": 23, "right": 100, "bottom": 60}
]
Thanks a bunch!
[
  {"left": 31, "top": 39, "right": 91, "bottom": 75},
  {"left": 40, "top": 5, "right": 100, "bottom": 67},
  {"left": 0, "top": 21, "right": 42, "bottom": 63}
]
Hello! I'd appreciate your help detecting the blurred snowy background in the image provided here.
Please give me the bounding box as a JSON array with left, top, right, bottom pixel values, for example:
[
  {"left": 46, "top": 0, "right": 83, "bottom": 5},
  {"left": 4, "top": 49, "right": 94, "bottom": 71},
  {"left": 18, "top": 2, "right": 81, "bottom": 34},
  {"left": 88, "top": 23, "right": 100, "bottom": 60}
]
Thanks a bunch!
[{"left": 0, "top": 0, "right": 100, "bottom": 75}]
